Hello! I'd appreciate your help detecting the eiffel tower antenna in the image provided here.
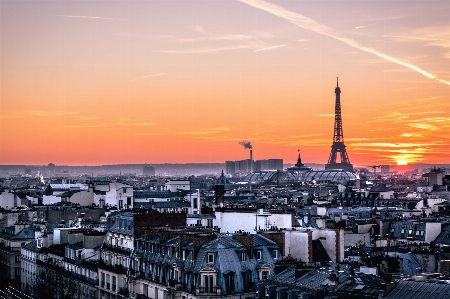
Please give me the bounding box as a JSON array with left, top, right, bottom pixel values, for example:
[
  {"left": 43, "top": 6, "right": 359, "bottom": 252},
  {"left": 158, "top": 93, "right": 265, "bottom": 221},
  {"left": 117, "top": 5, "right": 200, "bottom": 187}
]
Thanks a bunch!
[{"left": 325, "top": 78, "right": 353, "bottom": 172}]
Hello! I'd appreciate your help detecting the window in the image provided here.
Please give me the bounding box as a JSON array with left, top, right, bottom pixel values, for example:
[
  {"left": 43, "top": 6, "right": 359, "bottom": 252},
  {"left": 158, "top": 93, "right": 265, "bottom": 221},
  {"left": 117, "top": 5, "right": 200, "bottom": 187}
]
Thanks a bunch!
[
  {"left": 207, "top": 219, "right": 213, "bottom": 227},
  {"left": 123, "top": 188, "right": 127, "bottom": 193},
  {"left": 204, "top": 275, "right": 214, "bottom": 293},
  {"left": 127, "top": 197, "right": 132, "bottom": 206},
  {"left": 208, "top": 253, "right": 214, "bottom": 263},
  {"left": 241, "top": 252, "right": 246, "bottom": 262},
  {"left": 193, "top": 199, "right": 198, "bottom": 209},
  {"left": 144, "top": 284, "right": 148, "bottom": 297},
  {"left": 224, "top": 273, "right": 235, "bottom": 293},
  {"left": 197, "top": 220, "right": 202, "bottom": 225},
  {"left": 261, "top": 271, "right": 269, "bottom": 280},
  {"left": 119, "top": 200, "right": 123, "bottom": 209},
  {"left": 256, "top": 250, "right": 262, "bottom": 260},
  {"left": 15, "top": 255, "right": 20, "bottom": 263}
]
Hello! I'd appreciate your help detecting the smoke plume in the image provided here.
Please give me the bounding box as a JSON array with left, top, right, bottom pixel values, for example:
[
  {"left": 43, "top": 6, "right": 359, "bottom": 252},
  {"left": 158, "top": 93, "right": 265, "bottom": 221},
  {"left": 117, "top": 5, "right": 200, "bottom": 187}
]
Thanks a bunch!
[{"left": 239, "top": 141, "right": 252, "bottom": 149}]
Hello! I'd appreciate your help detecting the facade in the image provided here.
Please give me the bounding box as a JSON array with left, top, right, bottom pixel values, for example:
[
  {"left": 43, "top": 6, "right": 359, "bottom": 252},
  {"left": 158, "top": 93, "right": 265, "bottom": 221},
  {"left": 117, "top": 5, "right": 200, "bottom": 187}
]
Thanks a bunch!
[
  {"left": 98, "top": 212, "right": 134, "bottom": 299},
  {"left": 254, "top": 159, "right": 283, "bottom": 172},
  {"left": 131, "top": 230, "right": 281, "bottom": 299},
  {"left": 0, "top": 224, "right": 37, "bottom": 289},
  {"left": 143, "top": 166, "right": 156, "bottom": 176},
  {"left": 105, "top": 182, "right": 134, "bottom": 210}
]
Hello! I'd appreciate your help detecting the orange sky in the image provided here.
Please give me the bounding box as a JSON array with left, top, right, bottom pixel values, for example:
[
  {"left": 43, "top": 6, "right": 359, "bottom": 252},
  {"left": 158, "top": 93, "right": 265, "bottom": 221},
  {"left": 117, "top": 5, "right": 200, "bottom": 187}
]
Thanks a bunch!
[{"left": 0, "top": 1, "right": 449, "bottom": 166}]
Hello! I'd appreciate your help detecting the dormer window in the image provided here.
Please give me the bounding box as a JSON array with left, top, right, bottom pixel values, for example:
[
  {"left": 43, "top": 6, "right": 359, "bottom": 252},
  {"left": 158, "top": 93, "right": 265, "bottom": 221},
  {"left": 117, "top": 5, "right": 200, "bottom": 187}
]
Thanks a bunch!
[
  {"left": 208, "top": 253, "right": 214, "bottom": 263},
  {"left": 256, "top": 250, "right": 262, "bottom": 260},
  {"left": 240, "top": 252, "right": 246, "bottom": 262}
]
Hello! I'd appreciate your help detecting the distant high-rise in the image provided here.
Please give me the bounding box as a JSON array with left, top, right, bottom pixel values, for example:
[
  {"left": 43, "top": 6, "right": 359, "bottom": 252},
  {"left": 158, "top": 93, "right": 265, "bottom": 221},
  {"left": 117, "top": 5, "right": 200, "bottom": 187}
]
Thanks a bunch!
[
  {"left": 143, "top": 165, "right": 156, "bottom": 176},
  {"left": 325, "top": 78, "right": 353, "bottom": 172}
]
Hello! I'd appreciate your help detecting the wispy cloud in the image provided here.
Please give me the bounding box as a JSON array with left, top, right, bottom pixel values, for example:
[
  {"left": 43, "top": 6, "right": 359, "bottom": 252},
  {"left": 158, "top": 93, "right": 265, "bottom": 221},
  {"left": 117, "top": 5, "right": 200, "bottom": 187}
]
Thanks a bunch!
[
  {"left": 0, "top": 114, "right": 18, "bottom": 119},
  {"left": 57, "top": 15, "right": 124, "bottom": 20},
  {"left": 401, "top": 133, "right": 422, "bottom": 138},
  {"left": 315, "top": 114, "right": 334, "bottom": 117},
  {"left": 59, "top": 124, "right": 102, "bottom": 129},
  {"left": 178, "top": 127, "right": 231, "bottom": 135},
  {"left": 238, "top": 0, "right": 450, "bottom": 86},
  {"left": 28, "top": 110, "right": 78, "bottom": 117},
  {"left": 158, "top": 45, "right": 249, "bottom": 54},
  {"left": 407, "top": 123, "right": 439, "bottom": 131},
  {"left": 136, "top": 122, "right": 157, "bottom": 126},
  {"left": 254, "top": 45, "right": 285, "bottom": 52},
  {"left": 130, "top": 73, "right": 166, "bottom": 81},
  {"left": 180, "top": 25, "right": 272, "bottom": 43}
]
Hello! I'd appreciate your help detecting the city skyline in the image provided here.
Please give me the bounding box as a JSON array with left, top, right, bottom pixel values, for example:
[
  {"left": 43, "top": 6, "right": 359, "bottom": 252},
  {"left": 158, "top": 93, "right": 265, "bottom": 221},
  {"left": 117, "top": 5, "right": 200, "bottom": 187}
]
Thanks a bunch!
[{"left": 1, "top": 0, "right": 449, "bottom": 166}]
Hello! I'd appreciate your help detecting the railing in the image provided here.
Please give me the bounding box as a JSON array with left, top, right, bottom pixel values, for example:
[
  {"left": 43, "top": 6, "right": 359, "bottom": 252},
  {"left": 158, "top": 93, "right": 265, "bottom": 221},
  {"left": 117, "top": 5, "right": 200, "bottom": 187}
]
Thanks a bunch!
[
  {"left": 98, "top": 260, "right": 127, "bottom": 274},
  {"left": 0, "top": 244, "right": 21, "bottom": 252},
  {"left": 118, "top": 287, "right": 129, "bottom": 296},
  {"left": 101, "top": 243, "right": 133, "bottom": 256},
  {"left": 198, "top": 287, "right": 220, "bottom": 294}
]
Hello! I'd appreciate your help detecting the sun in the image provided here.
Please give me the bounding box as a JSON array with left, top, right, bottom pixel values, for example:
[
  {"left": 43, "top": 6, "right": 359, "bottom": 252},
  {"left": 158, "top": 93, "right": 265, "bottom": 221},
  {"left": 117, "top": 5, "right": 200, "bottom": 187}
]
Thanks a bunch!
[{"left": 397, "top": 160, "right": 408, "bottom": 165}]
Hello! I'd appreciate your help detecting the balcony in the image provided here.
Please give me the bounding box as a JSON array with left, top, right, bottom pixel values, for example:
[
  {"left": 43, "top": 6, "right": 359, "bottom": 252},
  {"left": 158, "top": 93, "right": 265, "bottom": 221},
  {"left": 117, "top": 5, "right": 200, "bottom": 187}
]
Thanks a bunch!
[
  {"left": 98, "top": 260, "right": 127, "bottom": 274},
  {"left": 118, "top": 287, "right": 129, "bottom": 297},
  {"left": 101, "top": 243, "right": 132, "bottom": 256},
  {"left": 198, "top": 287, "right": 220, "bottom": 294}
]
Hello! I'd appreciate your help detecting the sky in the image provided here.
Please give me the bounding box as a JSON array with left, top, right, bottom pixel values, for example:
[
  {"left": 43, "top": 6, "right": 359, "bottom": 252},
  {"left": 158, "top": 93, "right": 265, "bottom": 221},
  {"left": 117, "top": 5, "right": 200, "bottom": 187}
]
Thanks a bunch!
[{"left": 0, "top": 0, "right": 449, "bottom": 167}]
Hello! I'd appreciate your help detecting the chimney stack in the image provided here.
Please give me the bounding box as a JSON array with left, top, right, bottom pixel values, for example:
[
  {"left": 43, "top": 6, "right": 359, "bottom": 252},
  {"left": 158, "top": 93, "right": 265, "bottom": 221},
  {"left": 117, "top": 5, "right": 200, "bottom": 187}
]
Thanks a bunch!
[{"left": 250, "top": 149, "right": 253, "bottom": 172}]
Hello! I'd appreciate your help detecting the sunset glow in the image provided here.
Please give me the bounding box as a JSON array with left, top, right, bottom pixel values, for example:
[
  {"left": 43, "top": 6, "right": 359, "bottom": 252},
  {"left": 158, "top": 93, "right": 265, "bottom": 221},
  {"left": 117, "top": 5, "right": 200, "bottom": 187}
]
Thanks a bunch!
[
  {"left": 396, "top": 160, "right": 408, "bottom": 166},
  {"left": 0, "top": 1, "right": 449, "bottom": 166}
]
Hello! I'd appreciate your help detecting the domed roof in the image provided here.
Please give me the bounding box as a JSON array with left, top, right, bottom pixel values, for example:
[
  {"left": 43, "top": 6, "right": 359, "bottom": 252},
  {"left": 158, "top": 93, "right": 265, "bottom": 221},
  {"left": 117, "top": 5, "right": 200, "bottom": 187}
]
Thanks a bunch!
[
  {"left": 243, "top": 170, "right": 296, "bottom": 183},
  {"left": 302, "top": 169, "right": 356, "bottom": 183},
  {"left": 216, "top": 170, "right": 231, "bottom": 185}
]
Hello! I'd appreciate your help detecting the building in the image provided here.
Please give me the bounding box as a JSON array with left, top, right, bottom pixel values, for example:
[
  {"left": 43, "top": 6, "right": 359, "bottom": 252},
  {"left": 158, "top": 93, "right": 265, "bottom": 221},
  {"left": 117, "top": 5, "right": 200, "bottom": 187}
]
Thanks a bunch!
[
  {"left": 143, "top": 165, "right": 156, "bottom": 176},
  {"left": 254, "top": 159, "right": 283, "bottom": 171}
]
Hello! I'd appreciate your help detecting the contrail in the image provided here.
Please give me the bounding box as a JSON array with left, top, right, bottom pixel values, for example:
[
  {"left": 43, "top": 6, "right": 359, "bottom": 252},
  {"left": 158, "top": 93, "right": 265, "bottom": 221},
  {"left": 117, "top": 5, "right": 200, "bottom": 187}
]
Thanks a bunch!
[
  {"left": 254, "top": 45, "right": 285, "bottom": 52},
  {"left": 239, "top": 0, "right": 449, "bottom": 86},
  {"left": 57, "top": 15, "right": 124, "bottom": 20}
]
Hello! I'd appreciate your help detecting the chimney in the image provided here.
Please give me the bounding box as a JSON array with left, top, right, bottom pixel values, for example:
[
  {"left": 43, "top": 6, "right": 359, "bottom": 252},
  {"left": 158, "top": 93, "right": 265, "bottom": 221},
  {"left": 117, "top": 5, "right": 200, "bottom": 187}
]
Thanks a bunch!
[{"left": 250, "top": 149, "right": 253, "bottom": 172}]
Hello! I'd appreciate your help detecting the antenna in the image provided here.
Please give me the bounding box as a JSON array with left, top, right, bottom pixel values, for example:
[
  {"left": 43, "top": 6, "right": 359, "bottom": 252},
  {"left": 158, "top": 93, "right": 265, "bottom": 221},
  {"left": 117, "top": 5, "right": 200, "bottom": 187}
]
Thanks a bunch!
[{"left": 337, "top": 77, "right": 339, "bottom": 87}]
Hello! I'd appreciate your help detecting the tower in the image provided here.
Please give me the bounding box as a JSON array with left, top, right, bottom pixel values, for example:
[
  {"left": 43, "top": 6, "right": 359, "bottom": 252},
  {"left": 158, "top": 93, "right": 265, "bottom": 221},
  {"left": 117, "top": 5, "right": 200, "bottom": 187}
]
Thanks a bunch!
[{"left": 325, "top": 78, "right": 353, "bottom": 172}]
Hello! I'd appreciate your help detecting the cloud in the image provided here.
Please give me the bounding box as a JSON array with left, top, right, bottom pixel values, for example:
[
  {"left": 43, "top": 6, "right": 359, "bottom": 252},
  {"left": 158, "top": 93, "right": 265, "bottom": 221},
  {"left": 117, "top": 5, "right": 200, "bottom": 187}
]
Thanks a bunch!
[
  {"left": 57, "top": 15, "right": 124, "bottom": 20},
  {"left": 354, "top": 26, "right": 366, "bottom": 30},
  {"left": 59, "top": 124, "right": 102, "bottom": 129},
  {"left": 294, "top": 39, "right": 309, "bottom": 42},
  {"left": 238, "top": 0, "right": 450, "bottom": 86},
  {"left": 407, "top": 123, "right": 439, "bottom": 130},
  {"left": 180, "top": 26, "right": 272, "bottom": 42},
  {"left": 315, "top": 114, "right": 334, "bottom": 117},
  {"left": 28, "top": 110, "right": 78, "bottom": 117},
  {"left": 158, "top": 45, "right": 249, "bottom": 54},
  {"left": 178, "top": 127, "right": 231, "bottom": 135},
  {"left": 401, "top": 133, "right": 422, "bottom": 138},
  {"left": 130, "top": 73, "right": 166, "bottom": 81},
  {"left": 0, "top": 115, "right": 18, "bottom": 119},
  {"left": 254, "top": 45, "right": 285, "bottom": 52}
]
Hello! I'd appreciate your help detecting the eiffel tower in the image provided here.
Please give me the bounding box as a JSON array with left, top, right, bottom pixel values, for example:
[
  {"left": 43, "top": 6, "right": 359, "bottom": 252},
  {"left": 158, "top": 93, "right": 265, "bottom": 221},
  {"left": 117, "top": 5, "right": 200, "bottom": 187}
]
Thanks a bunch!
[{"left": 325, "top": 78, "right": 353, "bottom": 172}]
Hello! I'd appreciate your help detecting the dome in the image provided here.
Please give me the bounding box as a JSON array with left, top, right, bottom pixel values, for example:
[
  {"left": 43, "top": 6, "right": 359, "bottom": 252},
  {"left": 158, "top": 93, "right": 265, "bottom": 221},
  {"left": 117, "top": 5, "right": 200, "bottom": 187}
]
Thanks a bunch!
[
  {"left": 242, "top": 171, "right": 296, "bottom": 184},
  {"left": 302, "top": 169, "right": 357, "bottom": 184}
]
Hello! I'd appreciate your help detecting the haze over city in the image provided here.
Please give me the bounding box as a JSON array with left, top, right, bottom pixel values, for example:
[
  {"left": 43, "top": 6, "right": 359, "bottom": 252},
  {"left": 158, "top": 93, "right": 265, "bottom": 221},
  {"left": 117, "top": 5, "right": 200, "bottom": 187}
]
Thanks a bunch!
[{"left": 1, "top": 0, "right": 449, "bottom": 166}]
